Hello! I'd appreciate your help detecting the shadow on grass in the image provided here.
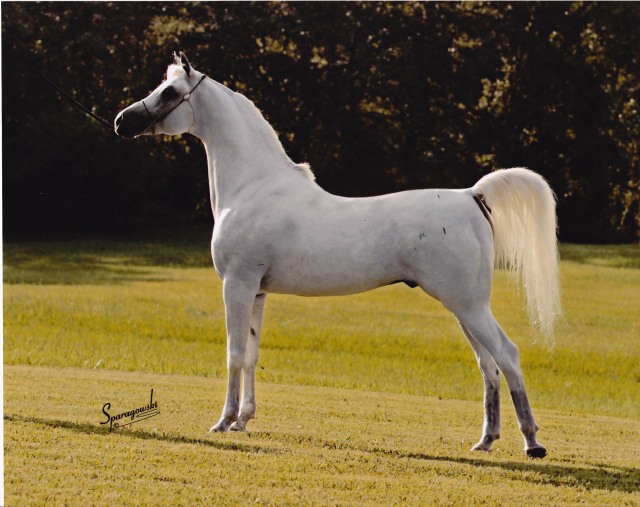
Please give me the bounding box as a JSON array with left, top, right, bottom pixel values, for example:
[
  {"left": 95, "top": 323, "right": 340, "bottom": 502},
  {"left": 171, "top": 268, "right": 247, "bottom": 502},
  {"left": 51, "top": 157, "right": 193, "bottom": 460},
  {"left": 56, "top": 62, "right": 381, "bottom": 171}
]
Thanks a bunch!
[
  {"left": 3, "top": 225, "right": 213, "bottom": 285},
  {"left": 2, "top": 254, "right": 164, "bottom": 285},
  {"left": 257, "top": 430, "right": 639, "bottom": 494},
  {"left": 560, "top": 244, "right": 640, "bottom": 269},
  {"left": 374, "top": 447, "right": 640, "bottom": 494},
  {"left": 7, "top": 413, "right": 638, "bottom": 493},
  {"left": 4, "top": 413, "right": 284, "bottom": 455}
]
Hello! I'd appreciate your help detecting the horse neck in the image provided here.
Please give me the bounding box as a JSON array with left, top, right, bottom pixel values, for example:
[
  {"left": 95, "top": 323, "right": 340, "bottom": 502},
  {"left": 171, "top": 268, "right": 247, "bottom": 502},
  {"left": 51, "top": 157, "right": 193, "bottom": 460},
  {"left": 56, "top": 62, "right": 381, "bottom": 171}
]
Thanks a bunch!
[{"left": 191, "top": 79, "right": 299, "bottom": 216}]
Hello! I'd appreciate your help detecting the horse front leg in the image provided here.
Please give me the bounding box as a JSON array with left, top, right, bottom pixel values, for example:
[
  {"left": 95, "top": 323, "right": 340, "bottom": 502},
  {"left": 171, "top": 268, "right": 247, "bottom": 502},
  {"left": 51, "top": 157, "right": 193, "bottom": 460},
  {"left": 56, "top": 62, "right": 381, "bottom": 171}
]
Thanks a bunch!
[
  {"left": 210, "top": 279, "right": 258, "bottom": 433},
  {"left": 229, "top": 293, "right": 266, "bottom": 432},
  {"left": 459, "top": 321, "right": 501, "bottom": 452}
]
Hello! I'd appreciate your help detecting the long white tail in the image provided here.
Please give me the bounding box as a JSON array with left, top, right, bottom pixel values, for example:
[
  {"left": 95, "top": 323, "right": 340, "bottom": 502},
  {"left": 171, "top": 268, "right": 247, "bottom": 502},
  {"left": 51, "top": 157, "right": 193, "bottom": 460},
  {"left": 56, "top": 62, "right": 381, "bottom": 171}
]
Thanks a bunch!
[{"left": 473, "top": 168, "right": 561, "bottom": 335}]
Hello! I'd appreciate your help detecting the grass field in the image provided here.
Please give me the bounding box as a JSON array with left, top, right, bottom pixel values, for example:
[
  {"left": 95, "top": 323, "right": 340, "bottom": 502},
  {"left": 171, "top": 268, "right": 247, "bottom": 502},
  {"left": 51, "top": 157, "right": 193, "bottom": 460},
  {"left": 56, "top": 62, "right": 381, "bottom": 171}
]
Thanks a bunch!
[{"left": 3, "top": 227, "right": 640, "bottom": 505}]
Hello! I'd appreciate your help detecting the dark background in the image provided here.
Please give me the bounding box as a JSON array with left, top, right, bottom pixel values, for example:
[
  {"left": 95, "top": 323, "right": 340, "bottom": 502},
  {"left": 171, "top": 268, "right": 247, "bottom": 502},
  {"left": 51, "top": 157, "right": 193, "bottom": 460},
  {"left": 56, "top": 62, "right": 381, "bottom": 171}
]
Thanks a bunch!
[{"left": 2, "top": 2, "right": 639, "bottom": 242}]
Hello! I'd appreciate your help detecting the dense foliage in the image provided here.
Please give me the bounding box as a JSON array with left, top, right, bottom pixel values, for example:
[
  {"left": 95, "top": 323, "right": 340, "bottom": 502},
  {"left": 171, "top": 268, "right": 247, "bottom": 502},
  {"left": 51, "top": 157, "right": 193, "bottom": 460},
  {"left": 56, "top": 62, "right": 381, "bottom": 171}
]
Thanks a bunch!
[{"left": 2, "top": 2, "right": 638, "bottom": 242}]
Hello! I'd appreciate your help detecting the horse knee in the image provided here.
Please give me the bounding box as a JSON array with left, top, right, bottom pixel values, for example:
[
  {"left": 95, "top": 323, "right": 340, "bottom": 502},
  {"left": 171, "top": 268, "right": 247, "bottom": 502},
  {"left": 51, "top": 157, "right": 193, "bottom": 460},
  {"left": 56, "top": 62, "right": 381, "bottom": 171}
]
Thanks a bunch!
[
  {"left": 242, "top": 355, "right": 258, "bottom": 375},
  {"left": 227, "top": 349, "right": 245, "bottom": 374}
]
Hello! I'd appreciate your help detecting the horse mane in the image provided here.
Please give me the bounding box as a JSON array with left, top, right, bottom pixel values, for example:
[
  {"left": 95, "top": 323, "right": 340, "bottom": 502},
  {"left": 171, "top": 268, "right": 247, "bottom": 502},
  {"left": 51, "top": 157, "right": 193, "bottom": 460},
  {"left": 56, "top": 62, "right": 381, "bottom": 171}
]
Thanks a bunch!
[
  {"left": 295, "top": 162, "right": 314, "bottom": 180},
  {"left": 164, "top": 62, "right": 314, "bottom": 181},
  {"left": 231, "top": 89, "right": 315, "bottom": 181}
]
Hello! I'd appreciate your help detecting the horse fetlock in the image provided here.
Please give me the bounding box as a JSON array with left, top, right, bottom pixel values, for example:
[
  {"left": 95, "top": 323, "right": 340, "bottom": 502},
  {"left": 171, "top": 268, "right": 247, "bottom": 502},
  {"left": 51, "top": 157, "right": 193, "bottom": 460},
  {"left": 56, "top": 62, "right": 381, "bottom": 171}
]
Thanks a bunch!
[
  {"left": 230, "top": 410, "right": 254, "bottom": 431},
  {"left": 520, "top": 420, "right": 539, "bottom": 437},
  {"left": 229, "top": 420, "right": 248, "bottom": 432},
  {"left": 521, "top": 428, "right": 546, "bottom": 458},
  {"left": 471, "top": 433, "right": 500, "bottom": 452}
]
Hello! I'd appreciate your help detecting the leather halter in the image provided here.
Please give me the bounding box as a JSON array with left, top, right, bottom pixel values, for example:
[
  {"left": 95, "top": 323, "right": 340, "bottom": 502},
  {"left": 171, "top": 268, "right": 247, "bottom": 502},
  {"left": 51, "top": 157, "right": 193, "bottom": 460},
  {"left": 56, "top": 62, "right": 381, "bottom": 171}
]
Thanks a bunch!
[{"left": 141, "top": 73, "right": 207, "bottom": 134}]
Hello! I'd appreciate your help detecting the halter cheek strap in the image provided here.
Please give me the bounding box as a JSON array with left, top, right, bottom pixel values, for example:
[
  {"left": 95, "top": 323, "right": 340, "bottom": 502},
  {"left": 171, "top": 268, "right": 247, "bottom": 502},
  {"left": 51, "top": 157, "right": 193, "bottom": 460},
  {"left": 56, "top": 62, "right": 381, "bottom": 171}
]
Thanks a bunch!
[
  {"left": 142, "top": 100, "right": 156, "bottom": 134},
  {"left": 142, "top": 73, "right": 207, "bottom": 133}
]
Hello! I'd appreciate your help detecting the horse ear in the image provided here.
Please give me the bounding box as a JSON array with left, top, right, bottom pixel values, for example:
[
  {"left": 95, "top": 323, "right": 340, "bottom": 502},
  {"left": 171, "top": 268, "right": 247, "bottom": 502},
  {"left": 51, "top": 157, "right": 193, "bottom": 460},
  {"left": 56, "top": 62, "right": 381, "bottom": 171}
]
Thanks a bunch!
[{"left": 179, "top": 51, "right": 192, "bottom": 77}]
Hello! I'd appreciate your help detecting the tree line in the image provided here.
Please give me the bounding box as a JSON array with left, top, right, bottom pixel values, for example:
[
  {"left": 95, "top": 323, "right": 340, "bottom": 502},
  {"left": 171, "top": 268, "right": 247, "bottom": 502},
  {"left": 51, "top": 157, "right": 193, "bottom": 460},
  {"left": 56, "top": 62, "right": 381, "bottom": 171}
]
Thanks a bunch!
[{"left": 2, "top": 2, "right": 639, "bottom": 242}]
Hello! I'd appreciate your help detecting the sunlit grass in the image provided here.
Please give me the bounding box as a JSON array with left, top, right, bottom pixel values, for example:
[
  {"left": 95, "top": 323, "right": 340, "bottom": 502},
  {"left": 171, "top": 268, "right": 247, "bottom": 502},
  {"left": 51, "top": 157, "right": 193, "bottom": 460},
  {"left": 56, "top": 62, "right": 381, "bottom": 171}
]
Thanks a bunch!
[{"left": 4, "top": 365, "right": 640, "bottom": 506}]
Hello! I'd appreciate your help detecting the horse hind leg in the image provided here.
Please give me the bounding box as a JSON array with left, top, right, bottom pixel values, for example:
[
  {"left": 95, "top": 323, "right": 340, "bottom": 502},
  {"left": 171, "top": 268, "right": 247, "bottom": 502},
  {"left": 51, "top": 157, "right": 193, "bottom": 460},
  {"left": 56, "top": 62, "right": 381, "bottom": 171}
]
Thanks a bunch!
[
  {"left": 456, "top": 307, "right": 546, "bottom": 458},
  {"left": 458, "top": 321, "right": 501, "bottom": 452},
  {"left": 229, "top": 293, "right": 266, "bottom": 432}
]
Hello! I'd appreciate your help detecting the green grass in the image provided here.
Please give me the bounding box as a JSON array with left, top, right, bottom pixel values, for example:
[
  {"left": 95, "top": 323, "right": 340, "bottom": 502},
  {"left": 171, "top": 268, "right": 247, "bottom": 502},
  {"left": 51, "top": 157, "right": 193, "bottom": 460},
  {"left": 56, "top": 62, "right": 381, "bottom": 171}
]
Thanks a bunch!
[
  {"left": 4, "top": 365, "right": 640, "bottom": 506},
  {"left": 3, "top": 229, "right": 640, "bottom": 504},
  {"left": 560, "top": 243, "right": 640, "bottom": 269}
]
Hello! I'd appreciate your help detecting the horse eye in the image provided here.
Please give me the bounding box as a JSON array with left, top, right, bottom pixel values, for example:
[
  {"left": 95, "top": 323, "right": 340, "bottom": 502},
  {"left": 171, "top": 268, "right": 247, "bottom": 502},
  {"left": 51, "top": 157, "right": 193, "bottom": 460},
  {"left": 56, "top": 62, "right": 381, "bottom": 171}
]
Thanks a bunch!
[{"left": 161, "top": 87, "right": 179, "bottom": 100}]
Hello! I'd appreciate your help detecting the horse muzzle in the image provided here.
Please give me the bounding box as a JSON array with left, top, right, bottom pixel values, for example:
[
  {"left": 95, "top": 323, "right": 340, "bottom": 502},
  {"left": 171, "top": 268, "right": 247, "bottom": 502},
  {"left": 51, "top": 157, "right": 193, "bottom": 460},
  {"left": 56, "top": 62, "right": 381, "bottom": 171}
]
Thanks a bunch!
[{"left": 114, "top": 102, "right": 153, "bottom": 139}]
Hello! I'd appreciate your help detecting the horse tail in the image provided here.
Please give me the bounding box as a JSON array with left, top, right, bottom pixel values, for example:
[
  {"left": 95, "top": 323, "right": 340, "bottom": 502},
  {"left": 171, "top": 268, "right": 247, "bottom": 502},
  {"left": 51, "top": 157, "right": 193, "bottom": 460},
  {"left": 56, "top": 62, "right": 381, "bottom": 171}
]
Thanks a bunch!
[{"left": 472, "top": 168, "right": 560, "bottom": 335}]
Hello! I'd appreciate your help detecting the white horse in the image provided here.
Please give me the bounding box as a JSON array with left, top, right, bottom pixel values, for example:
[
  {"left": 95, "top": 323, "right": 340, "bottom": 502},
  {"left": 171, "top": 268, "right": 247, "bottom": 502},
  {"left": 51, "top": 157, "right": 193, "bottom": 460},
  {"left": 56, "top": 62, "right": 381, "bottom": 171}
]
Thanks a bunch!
[{"left": 115, "top": 53, "right": 560, "bottom": 458}]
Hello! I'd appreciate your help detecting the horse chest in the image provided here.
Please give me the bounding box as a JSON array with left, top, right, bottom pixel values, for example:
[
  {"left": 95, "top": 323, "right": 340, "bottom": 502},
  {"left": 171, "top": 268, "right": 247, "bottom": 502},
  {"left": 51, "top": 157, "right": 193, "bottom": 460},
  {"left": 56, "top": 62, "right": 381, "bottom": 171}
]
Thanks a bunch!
[{"left": 211, "top": 210, "right": 269, "bottom": 275}]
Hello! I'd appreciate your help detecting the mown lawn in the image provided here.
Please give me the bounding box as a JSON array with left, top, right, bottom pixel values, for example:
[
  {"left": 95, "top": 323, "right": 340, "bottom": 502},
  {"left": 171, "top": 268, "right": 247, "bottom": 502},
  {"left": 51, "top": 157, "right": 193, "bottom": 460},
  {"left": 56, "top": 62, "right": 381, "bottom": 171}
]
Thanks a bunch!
[
  {"left": 3, "top": 228, "right": 640, "bottom": 505},
  {"left": 4, "top": 365, "right": 640, "bottom": 506}
]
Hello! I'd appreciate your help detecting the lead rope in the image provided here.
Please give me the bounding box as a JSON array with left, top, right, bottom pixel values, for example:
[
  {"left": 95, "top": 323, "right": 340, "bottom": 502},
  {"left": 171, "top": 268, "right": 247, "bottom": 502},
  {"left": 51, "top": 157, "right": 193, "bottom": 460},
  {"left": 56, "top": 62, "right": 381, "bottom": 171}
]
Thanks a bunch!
[{"left": 7, "top": 46, "right": 114, "bottom": 131}]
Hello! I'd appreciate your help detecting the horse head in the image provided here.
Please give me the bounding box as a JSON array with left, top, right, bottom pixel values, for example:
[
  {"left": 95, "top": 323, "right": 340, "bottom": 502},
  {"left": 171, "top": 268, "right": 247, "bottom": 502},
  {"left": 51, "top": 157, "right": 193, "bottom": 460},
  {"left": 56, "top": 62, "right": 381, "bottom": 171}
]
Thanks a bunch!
[{"left": 114, "top": 52, "right": 205, "bottom": 139}]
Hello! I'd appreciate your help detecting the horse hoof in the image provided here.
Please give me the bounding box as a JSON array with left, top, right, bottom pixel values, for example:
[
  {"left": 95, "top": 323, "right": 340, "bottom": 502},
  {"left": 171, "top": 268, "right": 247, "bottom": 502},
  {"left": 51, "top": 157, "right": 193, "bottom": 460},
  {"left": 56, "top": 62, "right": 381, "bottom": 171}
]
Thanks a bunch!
[
  {"left": 470, "top": 435, "right": 497, "bottom": 452},
  {"left": 229, "top": 421, "right": 247, "bottom": 432},
  {"left": 526, "top": 445, "right": 547, "bottom": 458},
  {"left": 209, "top": 418, "right": 234, "bottom": 433}
]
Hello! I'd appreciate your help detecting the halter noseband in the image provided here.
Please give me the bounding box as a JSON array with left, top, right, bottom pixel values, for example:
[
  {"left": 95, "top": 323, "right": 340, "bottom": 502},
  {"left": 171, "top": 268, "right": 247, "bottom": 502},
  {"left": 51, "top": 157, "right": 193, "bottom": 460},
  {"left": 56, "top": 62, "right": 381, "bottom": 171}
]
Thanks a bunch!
[{"left": 142, "top": 73, "right": 207, "bottom": 134}]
